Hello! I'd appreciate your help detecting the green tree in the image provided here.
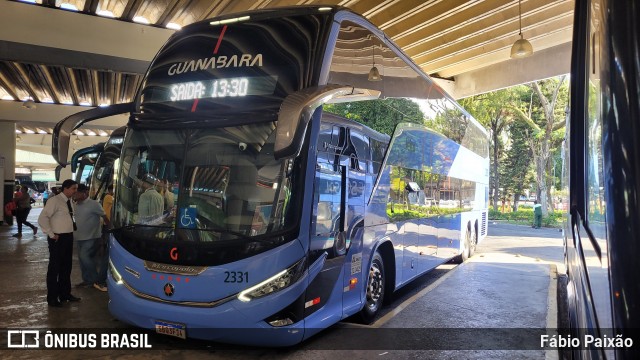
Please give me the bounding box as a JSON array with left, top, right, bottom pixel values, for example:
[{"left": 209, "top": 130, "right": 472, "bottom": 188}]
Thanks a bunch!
[
  {"left": 458, "top": 89, "right": 515, "bottom": 209},
  {"left": 500, "top": 120, "right": 534, "bottom": 210},
  {"left": 323, "top": 98, "right": 424, "bottom": 136},
  {"left": 509, "top": 76, "right": 568, "bottom": 214}
]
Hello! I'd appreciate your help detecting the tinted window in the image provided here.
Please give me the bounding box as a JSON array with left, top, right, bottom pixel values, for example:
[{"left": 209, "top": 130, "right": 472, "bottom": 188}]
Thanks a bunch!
[
  {"left": 371, "top": 138, "right": 387, "bottom": 174},
  {"left": 350, "top": 130, "right": 369, "bottom": 172}
]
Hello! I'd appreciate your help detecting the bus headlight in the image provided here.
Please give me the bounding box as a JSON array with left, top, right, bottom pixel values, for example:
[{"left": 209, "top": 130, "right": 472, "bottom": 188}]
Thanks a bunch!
[
  {"left": 108, "top": 258, "right": 124, "bottom": 284},
  {"left": 238, "top": 258, "right": 306, "bottom": 302}
]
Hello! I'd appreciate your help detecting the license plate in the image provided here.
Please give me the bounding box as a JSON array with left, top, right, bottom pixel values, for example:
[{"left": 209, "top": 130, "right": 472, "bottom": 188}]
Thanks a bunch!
[{"left": 155, "top": 320, "right": 186, "bottom": 339}]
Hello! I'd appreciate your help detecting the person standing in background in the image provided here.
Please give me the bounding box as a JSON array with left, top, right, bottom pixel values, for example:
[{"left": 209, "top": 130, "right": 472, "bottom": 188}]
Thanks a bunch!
[
  {"left": 43, "top": 188, "right": 50, "bottom": 206},
  {"left": 102, "top": 184, "right": 114, "bottom": 222},
  {"left": 137, "top": 174, "right": 164, "bottom": 222},
  {"left": 73, "top": 184, "right": 109, "bottom": 292},
  {"left": 13, "top": 185, "right": 37, "bottom": 238},
  {"left": 38, "top": 179, "right": 80, "bottom": 307},
  {"left": 533, "top": 200, "right": 543, "bottom": 229},
  {"left": 96, "top": 183, "right": 115, "bottom": 289},
  {"left": 163, "top": 179, "right": 174, "bottom": 211}
]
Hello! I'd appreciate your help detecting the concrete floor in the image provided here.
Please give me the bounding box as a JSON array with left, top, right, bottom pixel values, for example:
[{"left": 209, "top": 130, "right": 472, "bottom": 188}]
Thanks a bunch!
[{"left": 0, "top": 209, "right": 565, "bottom": 359}]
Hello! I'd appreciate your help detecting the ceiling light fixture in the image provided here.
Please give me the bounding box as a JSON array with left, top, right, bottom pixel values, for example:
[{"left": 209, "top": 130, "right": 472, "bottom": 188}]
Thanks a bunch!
[
  {"left": 22, "top": 99, "right": 36, "bottom": 109},
  {"left": 368, "top": 38, "right": 382, "bottom": 82},
  {"left": 96, "top": 10, "right": 115, "bottom": 18},
  {"left": 166, "top": 22, "right": 182, "bottom": 30},
  {"left": 510, "top": 0, "right": 533, "bottom": 58},
  {"left": 133, "top": 16, "right": 150, "bottom": 24}
]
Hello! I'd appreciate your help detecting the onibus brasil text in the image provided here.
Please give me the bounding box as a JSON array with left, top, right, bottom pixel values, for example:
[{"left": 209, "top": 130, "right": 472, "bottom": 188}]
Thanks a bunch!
[{"left": 7, "top": 330, "right": 152, "bottom": 349}]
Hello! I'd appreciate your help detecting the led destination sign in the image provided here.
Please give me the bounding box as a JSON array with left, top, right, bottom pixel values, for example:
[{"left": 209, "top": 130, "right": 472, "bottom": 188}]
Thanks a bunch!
[{"left": 167, "top": 76, "right": 278, "bottom": 102}]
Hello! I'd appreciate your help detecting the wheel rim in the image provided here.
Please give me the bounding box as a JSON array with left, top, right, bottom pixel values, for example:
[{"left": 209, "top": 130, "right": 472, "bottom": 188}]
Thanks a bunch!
[
  {"left": 463, "top": 230, "right": 471, "bottom": 258},
  {"left": 469, "top": 228, "right": 477, "bottom": 254},
  {"left": 366, "top": 260, "right": 383, "bottom": 311}
]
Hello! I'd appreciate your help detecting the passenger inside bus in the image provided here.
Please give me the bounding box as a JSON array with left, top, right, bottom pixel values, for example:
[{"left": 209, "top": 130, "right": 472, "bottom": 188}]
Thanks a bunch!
[{"left": 137, "top": 173, "right": 164, "bottom": 223}]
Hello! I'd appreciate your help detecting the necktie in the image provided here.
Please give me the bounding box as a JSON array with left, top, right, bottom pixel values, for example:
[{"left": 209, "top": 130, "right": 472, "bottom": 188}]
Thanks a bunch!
[{"left": 66, "top": 199, "right": 77, "bottom": 231}]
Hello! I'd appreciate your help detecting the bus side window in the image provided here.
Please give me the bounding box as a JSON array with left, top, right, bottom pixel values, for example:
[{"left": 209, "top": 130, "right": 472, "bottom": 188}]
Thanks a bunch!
[
  {"left": 317, "top": 123, "right": 346, "bottom": 171},
  {"left": 311, "top": 158, "right": 343, "bottom": 254},
  {"left": 350, "top": 130, "right": 370, "bottom": 173},
  {"left": 317, "top": 123, "right": 344, "bottom": 151},
  {"left": 371, "top": 138, "right": 387, "bottom": 174}
]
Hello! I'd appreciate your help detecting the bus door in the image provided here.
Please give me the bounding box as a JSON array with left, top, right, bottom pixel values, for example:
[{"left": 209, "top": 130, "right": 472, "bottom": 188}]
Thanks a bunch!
[
  {"left": 306, "top": 153, "right": 348, "bottom": 320},
  {"left": 342, "top": 130, "right": 368, "bottom": 312},
  {"left": 336, "top": 167, "right": 366, "bottom": 314}
]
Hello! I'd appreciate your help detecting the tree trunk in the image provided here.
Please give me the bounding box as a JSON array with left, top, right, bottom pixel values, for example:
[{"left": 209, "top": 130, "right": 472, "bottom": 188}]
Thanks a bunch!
[
  {"left": 491, "top": 127, "right": 500, "bottom": 209},
  {"left": 537, "top": 142, "right": 549, "bottom": 216},
  {"left": 529, "top": 78, "right": 566, "bottom": 216},
  {"left": 546, "top": 158, "right": 555, "bottom": 212}
]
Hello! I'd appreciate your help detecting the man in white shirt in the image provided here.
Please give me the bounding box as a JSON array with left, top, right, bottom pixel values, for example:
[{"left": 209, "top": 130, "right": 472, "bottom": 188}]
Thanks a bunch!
[{"left": 38, "top": 179, "right": 80, "bottom": 307}]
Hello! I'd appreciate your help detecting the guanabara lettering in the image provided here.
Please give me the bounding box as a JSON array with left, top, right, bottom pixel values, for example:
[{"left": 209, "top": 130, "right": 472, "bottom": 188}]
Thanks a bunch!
[{"left": 167, "top": 54, "right": 263, "bottom": 76}]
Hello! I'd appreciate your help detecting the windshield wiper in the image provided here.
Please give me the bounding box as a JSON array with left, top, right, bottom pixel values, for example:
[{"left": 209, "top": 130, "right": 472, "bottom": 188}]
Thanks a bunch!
[
  {"left": 113, "top": 224, "right": 274, "bottom": 244},
  {"left": 203, "top": 225, "right": 273, "bottom": 244}
]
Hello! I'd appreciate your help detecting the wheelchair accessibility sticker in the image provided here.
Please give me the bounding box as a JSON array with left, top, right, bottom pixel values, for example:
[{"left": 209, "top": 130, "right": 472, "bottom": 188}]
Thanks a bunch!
[{"left": 180, "top": 207, "right": 197, "bottom": 229}]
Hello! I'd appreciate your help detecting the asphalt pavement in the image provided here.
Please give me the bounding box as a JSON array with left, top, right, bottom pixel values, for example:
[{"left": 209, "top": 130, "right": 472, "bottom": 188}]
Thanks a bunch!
[{"left": 0, "top": 209, "right": 565, "bottom": 359}]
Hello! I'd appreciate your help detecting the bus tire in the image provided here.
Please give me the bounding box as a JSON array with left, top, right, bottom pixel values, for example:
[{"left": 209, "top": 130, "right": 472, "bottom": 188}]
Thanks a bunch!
[
  {"left": 453, "top": 225, "right": 472, "bottom": 264},
  {"left": 469, "top": 224, "right": 477, "bottom": 257},
  {"left": 359, "top": 251, "right": 385, "bottom": 324}
]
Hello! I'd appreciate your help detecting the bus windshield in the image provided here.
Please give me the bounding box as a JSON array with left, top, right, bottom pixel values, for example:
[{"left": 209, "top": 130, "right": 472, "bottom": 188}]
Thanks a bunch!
[{"left": 112, "top": 121, "right": 298, "bottom": 265}]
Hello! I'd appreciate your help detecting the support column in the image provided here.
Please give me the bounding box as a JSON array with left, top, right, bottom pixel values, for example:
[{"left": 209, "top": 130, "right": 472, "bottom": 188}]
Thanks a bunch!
[{"left": 0, "top": 122, "right": 16, "bottom": 226}]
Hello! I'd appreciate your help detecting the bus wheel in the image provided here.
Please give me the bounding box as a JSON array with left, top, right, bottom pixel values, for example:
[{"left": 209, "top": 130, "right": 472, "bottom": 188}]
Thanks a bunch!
[
  {"left": 453, "top": 227, "right": 472, "bottom": 264},
  {"left": 359, "top": 252, "right": 385, "bottom": 324},
  {"left": 468, "top": 226, "right": 477, "bottom": 257}
]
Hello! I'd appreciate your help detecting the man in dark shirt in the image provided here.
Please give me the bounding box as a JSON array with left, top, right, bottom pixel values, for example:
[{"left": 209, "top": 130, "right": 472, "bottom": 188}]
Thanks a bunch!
[{"left": 12, "top": 185, "right": 37, "bottom": 237}]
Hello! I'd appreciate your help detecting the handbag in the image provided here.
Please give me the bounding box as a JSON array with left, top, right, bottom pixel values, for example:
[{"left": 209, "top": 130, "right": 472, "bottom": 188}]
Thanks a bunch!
[{"left": 4, "top": 201, "right": 16, "bottom": 216}]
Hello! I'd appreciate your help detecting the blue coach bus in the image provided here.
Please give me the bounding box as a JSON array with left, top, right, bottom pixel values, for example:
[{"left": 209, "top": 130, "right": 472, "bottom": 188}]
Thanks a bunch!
[
  {"left": 69, "top": 143, "right": 103, "bottom": 186},
  {"left": 53, "top": 6, "right": 489, "bottom": 346},
  {"left": 86, "top": 126, "right": 126, "bottom": 202},
  {"left": 55, "top": 126, "right": 126, "bottom": 202}
]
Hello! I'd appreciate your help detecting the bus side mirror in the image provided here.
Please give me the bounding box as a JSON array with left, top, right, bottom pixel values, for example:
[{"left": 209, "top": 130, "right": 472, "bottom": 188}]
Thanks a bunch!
[
  {"left": 405, "top": 181, "right": 421, "bottom": 192},
  {"left": 55, "top": 165, "right": 63, "bottom": 182},
  {"left": 52, "top": 102, "right": 133, "bottom": 166},
  {"left": 274, "top": 85, "right": 354, "bottom": 159}
]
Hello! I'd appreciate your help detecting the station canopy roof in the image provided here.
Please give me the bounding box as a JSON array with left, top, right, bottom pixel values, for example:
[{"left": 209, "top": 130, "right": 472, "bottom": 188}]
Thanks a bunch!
[{"left": 0, "top": 0, "right": 574, "bottom": 157}]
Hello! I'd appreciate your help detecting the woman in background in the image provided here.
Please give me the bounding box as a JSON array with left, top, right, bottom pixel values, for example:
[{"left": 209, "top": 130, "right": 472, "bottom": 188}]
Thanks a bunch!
[{"left": 13, "top": 185, "right": 38, "bottom": 237}]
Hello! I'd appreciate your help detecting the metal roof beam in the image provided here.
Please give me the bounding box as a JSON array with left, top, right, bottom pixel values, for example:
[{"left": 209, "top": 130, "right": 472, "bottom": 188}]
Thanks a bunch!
[{"left": 0, "top": 1, "right": 172, "bottom": 71}]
